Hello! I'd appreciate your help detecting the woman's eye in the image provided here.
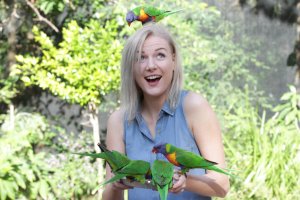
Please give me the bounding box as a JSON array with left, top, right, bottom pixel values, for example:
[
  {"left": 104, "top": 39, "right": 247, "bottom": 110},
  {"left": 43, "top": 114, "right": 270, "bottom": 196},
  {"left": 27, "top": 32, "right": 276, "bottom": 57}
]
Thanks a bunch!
[
  {"left": 157, "top": 53, "right": 165, "bottom": 59},
  {"left": 140, "top": 55, "right": 146, "bottom": 61}
]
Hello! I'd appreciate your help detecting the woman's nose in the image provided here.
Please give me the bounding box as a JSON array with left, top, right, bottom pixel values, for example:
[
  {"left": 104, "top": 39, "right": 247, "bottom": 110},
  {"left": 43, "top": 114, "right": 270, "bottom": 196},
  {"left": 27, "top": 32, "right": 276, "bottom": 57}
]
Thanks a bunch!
[{"left": 146, "top": 57, "right": 157, "bottom": 70}]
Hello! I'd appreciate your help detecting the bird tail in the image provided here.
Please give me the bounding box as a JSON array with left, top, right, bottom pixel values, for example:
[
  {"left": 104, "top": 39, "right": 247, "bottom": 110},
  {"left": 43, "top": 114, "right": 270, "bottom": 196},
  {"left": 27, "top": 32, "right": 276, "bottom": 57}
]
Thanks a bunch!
[
  {"left": 206, "top": 165, "right": 238, "bottom": 178},
  {"left": 92, "top": 174, "right": 127, "bottom": 194},
  {"left": 165, "top": 9, "right": 184, "bottom": 16},
  {"left": 72, "top": 152, "right": 106, "bottom": 159},
  {"left": 156, "top": 9, "right": 184, "bottom": 22},
  {"left": 97, "top": 143, "right": 108, "bottom": 152},
  {"left": 157, "top": 185, "right": 169, "bottom": 200},
  {"left": 101, "top": 174, "right": 127, "bottom": 187}
]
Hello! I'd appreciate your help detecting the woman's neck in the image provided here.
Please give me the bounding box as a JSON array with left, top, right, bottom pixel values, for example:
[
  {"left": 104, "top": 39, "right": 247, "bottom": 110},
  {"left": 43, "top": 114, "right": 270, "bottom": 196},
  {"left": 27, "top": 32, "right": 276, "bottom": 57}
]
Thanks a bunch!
[{"left": 141, "top": 94, "right": 167, "bottom": 121}]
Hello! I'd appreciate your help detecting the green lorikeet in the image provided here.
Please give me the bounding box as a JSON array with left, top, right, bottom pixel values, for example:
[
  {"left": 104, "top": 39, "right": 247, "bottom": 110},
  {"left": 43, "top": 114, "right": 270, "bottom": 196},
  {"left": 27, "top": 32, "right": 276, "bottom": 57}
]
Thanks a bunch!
[
  {"left": 101, "top": 159, "right": 152, "bottom": 187},
  {"left": 126, "top": 5, "right": 183, "bottom": 26},
  {"left": 152, "top": 143, "right": 235, "bottom": 177},
  {"left": 73, "top": 143, "right": 130, "bottom": 173},
  {"left": 151, "top": 160, "right": 174, "bottom": 200}
]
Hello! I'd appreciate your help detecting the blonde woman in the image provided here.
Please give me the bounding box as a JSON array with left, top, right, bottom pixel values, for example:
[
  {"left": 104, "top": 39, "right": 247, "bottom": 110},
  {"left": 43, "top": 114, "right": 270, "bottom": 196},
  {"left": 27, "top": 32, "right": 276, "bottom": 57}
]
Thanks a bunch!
[{"left": 102, "top": 23, "right": 229, "bottom": 200}]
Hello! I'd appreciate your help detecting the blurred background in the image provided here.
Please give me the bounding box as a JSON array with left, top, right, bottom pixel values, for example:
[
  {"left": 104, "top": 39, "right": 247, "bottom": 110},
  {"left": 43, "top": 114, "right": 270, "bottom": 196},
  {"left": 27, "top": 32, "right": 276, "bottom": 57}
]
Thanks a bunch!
[{"left": 0, "top": 0, "right": 299, "bottom": 199}]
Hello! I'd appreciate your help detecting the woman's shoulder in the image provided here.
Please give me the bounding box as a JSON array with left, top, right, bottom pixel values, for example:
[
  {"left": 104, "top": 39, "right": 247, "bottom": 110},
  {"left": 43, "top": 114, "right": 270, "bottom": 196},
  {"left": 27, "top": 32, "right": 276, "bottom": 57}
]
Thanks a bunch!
[
  {"left": 183, "top": 91, "right": 210, "bottom": 111},
  {"left": 107, "top": 108, "right": 125, "bottom": 129}
]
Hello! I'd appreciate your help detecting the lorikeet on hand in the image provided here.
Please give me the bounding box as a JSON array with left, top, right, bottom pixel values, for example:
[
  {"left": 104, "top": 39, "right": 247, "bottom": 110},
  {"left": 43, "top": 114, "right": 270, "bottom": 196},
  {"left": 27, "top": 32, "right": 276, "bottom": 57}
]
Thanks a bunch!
[
  {"left": 126, "top": 5, "right": 183, "bottom": 26},
  {"left": 101, "top": 159, "right": 152, "bottom": 187},
  {"left": 73, "top": 143, "right": 130, "bottom": 173},
  {"left": 152, "top": 143, "right": 235, "bottom": 177},
  {"left": 151, "top": 160, "right": 174, "bottom": 200}
]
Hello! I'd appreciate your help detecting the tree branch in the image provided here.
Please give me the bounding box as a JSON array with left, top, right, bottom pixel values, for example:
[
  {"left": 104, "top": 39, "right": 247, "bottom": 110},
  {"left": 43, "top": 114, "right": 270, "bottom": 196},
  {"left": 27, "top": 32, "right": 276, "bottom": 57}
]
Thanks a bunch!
[{"left": 25, "top": 0, "right": 59, "bottom": 32}]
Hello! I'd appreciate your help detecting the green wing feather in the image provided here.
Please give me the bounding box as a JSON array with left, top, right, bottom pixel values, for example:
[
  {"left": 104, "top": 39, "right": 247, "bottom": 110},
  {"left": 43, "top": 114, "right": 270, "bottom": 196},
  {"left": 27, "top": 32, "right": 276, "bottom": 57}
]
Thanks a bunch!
[
  {"left": 151, "top": 160, "right": 174, "bottom": 200},
  {"left": 99, "top": 160, "right": 151, "bottom": 188},
  {"left": 117, "top": 160, "right": 150, "bottom": 175},
  {"left": 144, "top": 6, "right": 165, "bottom": 17},
  {"left": 175, "top": 148, "right": 217, "bottom": 168}
]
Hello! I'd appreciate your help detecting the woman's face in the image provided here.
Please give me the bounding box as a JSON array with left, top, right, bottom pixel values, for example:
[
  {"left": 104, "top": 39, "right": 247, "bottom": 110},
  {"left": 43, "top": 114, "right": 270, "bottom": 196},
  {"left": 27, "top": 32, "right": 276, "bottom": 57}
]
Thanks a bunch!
[{"left": 134, "top": 35, "right": 175, "bottom": 99}]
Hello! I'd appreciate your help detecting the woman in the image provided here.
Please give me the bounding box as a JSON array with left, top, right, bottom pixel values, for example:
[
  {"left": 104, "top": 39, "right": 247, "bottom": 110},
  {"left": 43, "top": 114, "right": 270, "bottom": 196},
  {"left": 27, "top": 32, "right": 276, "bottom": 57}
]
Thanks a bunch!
[{"left": 102, "top": 23, "right": 229, "bottom": 200}]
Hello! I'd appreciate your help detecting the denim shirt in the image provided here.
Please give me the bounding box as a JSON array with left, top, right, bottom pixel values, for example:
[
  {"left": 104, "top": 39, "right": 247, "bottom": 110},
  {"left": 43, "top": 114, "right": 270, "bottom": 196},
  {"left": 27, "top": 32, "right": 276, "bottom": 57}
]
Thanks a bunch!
[{"left": 124, "top": 91, "right": 211, "bottom": 200}]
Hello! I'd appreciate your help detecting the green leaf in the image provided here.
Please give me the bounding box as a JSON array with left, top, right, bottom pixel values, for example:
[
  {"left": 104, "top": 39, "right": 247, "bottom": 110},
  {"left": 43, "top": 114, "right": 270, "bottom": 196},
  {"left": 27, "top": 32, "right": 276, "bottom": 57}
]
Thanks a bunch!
[
  {"left": 39, "top": 180, "right": 49, "bottom": 199},
  {"left": 10, "top": 171, "right": 26, "bottom": 189}
]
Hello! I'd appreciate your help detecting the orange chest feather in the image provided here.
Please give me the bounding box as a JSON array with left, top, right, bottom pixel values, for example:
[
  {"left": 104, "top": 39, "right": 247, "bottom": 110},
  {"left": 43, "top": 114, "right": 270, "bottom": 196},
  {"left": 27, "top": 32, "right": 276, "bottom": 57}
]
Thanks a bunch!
[
  {"left": 139, "top": 8, "right": 150, "bottom": 21},
  {"left": 166, "top": 152, "right": 180, "bottom": 166}
]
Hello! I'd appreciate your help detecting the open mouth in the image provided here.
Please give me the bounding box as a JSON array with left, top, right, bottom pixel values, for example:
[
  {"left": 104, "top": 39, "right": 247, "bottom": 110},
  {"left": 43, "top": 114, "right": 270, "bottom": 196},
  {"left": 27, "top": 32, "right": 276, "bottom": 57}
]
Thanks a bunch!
[{"left": 145, "top": 75, "right": 162, "bottom": 83}]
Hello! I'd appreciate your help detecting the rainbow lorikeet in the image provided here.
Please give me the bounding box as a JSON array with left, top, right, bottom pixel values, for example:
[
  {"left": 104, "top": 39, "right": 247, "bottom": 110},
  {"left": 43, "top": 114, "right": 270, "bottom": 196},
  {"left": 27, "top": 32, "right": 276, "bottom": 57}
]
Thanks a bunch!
[
  {"left": 126, "top": 5, "right": 183, "bottom": 26},
  {"left": 152, "top": 143, "right": 235, "bottom": 177},
  {"left": 73, "top": 143, "right": 130, "bottom": 173},
  {"left": 151, "top": 160, "right": 174, "bottom": 200},
  {"left": 101, "top": 159, "right": 152, "bottom": 187}
]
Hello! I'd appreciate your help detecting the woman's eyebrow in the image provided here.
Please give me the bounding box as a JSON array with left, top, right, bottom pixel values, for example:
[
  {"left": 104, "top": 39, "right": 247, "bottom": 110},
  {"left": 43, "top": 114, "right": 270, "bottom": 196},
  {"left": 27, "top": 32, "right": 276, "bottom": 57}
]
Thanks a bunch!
[
  {"left": 155, "top": 48, "right": 167, "bottom": 51},
  {"left": 137, "top": 47, "right": 167, "bottom": 54}
]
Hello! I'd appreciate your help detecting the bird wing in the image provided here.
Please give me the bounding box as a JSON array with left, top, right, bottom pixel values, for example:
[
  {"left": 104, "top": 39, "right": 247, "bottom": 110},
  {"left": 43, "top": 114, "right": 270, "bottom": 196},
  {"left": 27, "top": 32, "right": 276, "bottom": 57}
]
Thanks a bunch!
[
  {"left": 117, "top": 160, "right": 150, "bottom": 175},
  {"left": 152, "top": 160, "right": 174, "bottom": 186},
  {"left": 144, "top": 6, "right": 166, "bottom": 17},
  {"left": 174, "top": 147, "right": 218, "bottom": 169},
  {"left": 152, "top": 160, "right": 174, "bottom": 200}
]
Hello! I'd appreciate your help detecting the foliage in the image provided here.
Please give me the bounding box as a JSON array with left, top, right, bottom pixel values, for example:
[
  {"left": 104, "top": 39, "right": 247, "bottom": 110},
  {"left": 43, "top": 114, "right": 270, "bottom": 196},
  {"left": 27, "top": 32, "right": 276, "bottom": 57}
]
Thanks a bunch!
[
  {"left": 36, "top": 0, "right": 65, "bottom": 15},
  {"left": 0, "top": 112, "right": 56, "bottom": 199},
  {"left": 14, "top": 19, "right": 122, "bottom": 106},
  {"left": 45, "top": 130, "right": 99, "bottom": 199},
  {"left": 222, "top": 86, "right": 300, "bottom": 199},
  {"left": 0, "top": 111, "right": 99, "bottom": 199}
]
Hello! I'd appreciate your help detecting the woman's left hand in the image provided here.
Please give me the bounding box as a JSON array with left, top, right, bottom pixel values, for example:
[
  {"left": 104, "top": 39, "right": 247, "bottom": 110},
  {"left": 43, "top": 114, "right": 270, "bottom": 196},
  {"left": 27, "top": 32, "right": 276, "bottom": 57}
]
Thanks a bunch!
[{"left": 170, "top": 171, "right": 186, "bottom": 193}]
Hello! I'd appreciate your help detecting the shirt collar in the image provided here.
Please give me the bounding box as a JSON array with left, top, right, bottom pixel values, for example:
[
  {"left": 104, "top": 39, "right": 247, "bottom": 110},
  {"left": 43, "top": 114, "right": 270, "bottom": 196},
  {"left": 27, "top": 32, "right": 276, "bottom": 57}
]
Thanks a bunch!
[
  {"left": 135, "top": 100, "right": 175, "bottom": 121},
  {"left": 161, "top": 101, "right": 175, "bottom": 116}
]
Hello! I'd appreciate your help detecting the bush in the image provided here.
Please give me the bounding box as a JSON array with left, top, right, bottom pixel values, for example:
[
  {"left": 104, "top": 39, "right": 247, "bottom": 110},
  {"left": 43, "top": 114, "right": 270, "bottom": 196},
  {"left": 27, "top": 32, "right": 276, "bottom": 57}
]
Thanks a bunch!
[
  {"left": 222, "top": 86, "right": 300, "bottom": 199},
  {"left": 0, "top": 112, "right": 99, "bottom": 199}
]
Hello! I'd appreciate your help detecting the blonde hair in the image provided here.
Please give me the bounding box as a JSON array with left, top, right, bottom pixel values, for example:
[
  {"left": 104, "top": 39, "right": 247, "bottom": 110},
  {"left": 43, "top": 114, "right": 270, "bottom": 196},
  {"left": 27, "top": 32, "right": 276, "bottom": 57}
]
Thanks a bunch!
[{"left": 121, "top": 23, "right": 183, "bottom": 120}]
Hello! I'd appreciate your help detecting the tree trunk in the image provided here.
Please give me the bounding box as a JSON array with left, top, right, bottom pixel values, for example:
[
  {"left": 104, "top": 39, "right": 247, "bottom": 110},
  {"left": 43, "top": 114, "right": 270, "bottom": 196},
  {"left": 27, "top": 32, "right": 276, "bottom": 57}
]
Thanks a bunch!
[
  {"left": 88, "top": 102, "right": 104, "bottom": 200},
  {"left": 296, "top": 3, "right": 300, "bottom": 106}
]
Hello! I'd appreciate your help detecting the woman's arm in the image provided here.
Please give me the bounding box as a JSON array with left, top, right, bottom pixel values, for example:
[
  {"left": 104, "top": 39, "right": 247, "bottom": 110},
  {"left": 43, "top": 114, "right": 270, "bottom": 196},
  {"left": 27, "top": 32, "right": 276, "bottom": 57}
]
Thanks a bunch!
[
  {"left": 102, "top": 109, "right": 132, "bottom": 200},
  {"left": 183, "top": 91, "right": 230, "bottom": 197}
]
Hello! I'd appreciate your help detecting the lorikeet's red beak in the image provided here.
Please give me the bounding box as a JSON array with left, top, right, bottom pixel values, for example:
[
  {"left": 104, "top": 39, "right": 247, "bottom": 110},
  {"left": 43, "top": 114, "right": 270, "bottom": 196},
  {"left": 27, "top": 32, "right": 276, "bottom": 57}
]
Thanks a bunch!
[{"left": 152, "top": 148, "right": 157, "bottom": 153}]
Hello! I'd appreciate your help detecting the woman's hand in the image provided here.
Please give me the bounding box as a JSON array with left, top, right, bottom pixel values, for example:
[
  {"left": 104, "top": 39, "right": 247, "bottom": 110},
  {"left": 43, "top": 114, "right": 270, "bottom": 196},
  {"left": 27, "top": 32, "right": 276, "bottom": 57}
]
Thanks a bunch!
[{"left": 170, "top": 171, "right": 186, "bottom": 193}]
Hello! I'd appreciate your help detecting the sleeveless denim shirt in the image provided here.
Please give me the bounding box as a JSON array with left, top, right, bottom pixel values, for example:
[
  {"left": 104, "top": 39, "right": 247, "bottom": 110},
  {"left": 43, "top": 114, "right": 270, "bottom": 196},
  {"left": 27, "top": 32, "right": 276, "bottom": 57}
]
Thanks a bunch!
[{"left": 124, "top": 91, "right": 211, "bottom": 200}]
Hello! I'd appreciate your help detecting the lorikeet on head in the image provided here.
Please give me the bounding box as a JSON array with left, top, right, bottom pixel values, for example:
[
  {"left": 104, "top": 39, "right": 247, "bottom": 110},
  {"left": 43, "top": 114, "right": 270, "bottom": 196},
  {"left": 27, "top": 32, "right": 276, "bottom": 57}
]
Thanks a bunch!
[
  {"left": 151, "top": 160, "right": 174, "bottom": 200},
  {"left": 152, "top": 143, "right": 235, "bottom": 177},
  {"left": 73, "top": 143, "right": 130, "bottom": 173},
  {"left": 126, "top": 5, "right": 183, "bottom": 26},
  {"left": 101, "top": 159, "right": 152, "bottom": 187}
]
